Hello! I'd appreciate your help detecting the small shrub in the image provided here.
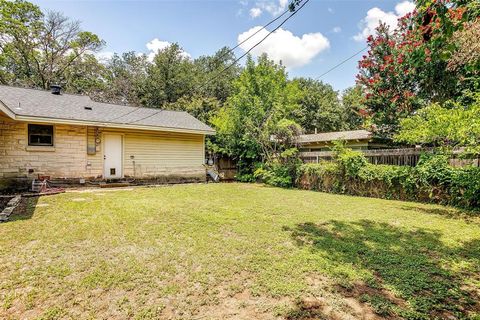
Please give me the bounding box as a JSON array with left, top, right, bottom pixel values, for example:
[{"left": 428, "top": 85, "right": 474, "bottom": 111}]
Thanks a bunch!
[
  {"left": 254, "top": 148, "right": 302, "bottom": 188},
  {"left": 255, "top": 161, "right": 295, "bottom": 188},
  {"left": 414, "top": 153, "right": 453, "bottom": 187},
  {"left": 450, "top": 166, "right": 480, "bottom": 208},
  {"left": 235, "top": 173, "right": 256, "bottom": 183},
  {"left": 333, "top": 142, "right": 368, "bottom": 177},
  {"left": 296, "top": 162, "right": 340, "bottom": 192}
]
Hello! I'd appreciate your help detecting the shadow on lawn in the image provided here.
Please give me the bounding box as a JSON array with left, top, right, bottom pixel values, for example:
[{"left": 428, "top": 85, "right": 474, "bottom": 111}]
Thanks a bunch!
[
  {"left": 283, "top": 220, "right": 480, "bottom": 319},
  {"left": 399, "top": 205, "right": 480, "bottom": 224}
]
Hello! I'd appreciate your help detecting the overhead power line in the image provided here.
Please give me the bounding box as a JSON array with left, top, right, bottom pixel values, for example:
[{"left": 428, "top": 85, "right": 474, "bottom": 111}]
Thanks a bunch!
[
  {"left": 230, "top": 9, "right": 290, "bottom": 55},
  {"left": 107, "top": 106, "right": 142, "bottom": 122},
  {"left": 182, "top": 0, "right": 310, "bottom": 99},
  {"left": 107, "top": 2, "right": 294, "bottom": 124},
  {"left": 211, "top": 0, "right": 311, "bottom": 82},
  {"left": 315, "top": 46, "right": 368, "bottom": 80},
  {"left": 126, "top": 0, "right": 311, "bottom": 125}
]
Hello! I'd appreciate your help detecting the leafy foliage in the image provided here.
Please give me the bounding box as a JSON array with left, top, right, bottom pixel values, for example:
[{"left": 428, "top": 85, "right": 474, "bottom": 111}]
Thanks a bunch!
[
  {"left": 395, "top": 93, "right": 480, "bottom": 154},
  {"left": 142, "top": 43, "right": 195, "bottom": 107},
  {"left": 297, "top": 144, "right": 480, "bottom": 210},
  {"left": 340, "top": 85, "right": 366, "bottom": 130},
  {"left": 294, "top": 78, "right": 343, "bottom": 133},
  {"left": 1, "top": 0, "right": 477, "bottom": 180},
  {"left": 0, "top": 0, "right": 105, "bottom": 89},
  {"left": 211, "top": 54, "right": 302, "bottom": 174},
  {"left": 252, "top": 119, "right": 303, "bottom": 187},
  {"left": 193, "top": 46, "right": 240, "bottom": 103},
  {"left": 96, "top": 52, "right": 149, "bottom": 106},
  {"left": 0, "top": 0, "right": 363, "bottom": 164},
  {"left": 332, "top": 141, "right": 368, "bottom": 176},
  {"left": 357, "top": 0, "right": 479, "bottom": 137},
  {"left": 254, "top": 147, "right": 302, "bottom": 188}
]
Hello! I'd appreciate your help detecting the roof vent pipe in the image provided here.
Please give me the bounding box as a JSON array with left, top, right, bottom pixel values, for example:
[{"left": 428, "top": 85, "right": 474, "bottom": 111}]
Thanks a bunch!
[{"left": 50, "top": 84, "right": 62, "bottom": 95}]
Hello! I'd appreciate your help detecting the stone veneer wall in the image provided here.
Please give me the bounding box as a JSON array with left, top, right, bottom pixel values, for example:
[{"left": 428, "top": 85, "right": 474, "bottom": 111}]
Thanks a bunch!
[
  {"left": 0, "top": 114, "right": 206, "bottom": 192},
  {"left": 0, "top": 114, "right": 90, "bottom": 191}
]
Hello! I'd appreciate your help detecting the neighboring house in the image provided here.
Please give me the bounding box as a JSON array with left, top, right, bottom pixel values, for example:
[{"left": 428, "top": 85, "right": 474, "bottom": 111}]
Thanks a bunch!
[
  {"left": 0, "top": 85, "right": 215, "bottom": 191},
  {"left": 298, "top": 129, "right": 387, "bottom": 152}
]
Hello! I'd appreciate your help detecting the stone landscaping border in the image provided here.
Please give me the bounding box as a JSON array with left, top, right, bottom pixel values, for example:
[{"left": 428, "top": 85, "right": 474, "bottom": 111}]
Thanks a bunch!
[{"left": 0, "top": 195, "right": 21, "bottom": 222}]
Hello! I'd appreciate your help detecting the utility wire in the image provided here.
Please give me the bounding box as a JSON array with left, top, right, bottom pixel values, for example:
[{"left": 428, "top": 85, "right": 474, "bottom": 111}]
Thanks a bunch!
[
  {"left": 203, "top": 0, "right": 311, "bottom": 90},
  {"left": 108, "top": 4, "right": 292, "bottom": 124},
  {"left": 230, "top": 9, "right": 290, "bottom": 55},
  {"left": 124, "top": 44, "right": 367, "bottom": 125},
  {"left": 127, "top": 0, "right": 310, "bottom": 125},
  {"left": 315, "top": 46, "right": 368, "bottom": 80},
  {"left": 124, "top": 106, "right": 165, "bottom": 124},
  {"left": 107, "top": 106, "right": 143, "bottom": 122}
]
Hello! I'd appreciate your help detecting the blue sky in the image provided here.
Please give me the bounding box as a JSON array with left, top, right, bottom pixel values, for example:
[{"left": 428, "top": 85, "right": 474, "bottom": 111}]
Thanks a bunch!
[{"left": 31, "top": 0, "right": 415, "bottom": 92}]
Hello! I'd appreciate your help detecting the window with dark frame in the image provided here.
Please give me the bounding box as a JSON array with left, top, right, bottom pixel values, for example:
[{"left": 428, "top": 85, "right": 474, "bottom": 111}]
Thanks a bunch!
[{"left": 28, "top": 124, "right": 54, "bottom": 146}]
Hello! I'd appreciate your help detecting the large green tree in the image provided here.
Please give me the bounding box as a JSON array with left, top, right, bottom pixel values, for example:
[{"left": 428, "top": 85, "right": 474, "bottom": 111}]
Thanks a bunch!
[
  {"left": 162, "top": 47, "right": 241, "bottom": 125},
  {"left": 395, "top": 92, "right": 480, "bottom": 153},
  {"left": 294, "top": 78, "right": 343, "bottom": 133},
  {"left": 0, "top": 0, "right": 104, "bottom": 90},
  {"left": 98, "top": 52, "right": 149, "bottom": 106},
  {"left": 211, "top": 54, "right": 302, "bottom": 173},
  {"left": 193, "top": 47, "right": 240, "bottom": 103},
  {"left": 341, "top": 85, "right": 366, "bottom": 130},
  {"left": 62, "top": 53, "right": 106, "bottom": 96},
  {"left": 142, "top": 43, "right": 196, "bottom": 108}
]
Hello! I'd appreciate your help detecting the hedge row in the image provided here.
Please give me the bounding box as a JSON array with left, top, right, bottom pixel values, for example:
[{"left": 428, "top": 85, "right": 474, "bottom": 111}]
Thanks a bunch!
[{"left": 296, "top": 150, "right": 480, "bottom": 210}]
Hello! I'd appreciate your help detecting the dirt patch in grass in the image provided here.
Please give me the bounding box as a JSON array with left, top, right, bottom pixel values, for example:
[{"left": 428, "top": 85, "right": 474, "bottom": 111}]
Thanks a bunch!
[
  {"left": 191, "top": 288, "right": 287, "bottom": 320},
  {"left": 335, "top": 281, "right": 404, "bottom": 319},
  {"left": 286, "top": 220, "right": 480, "bottom": 319},
  {"left": 0, "top": 196, "right": 13, "bottom": 211},
  {"left": 278, "top": 275, "right": 384, "bottom": 320}
]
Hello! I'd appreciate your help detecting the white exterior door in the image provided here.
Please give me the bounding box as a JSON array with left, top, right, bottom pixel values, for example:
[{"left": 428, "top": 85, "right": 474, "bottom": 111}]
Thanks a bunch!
[{"left": 104, "top": 134, "right": 123, "bottom": 179}]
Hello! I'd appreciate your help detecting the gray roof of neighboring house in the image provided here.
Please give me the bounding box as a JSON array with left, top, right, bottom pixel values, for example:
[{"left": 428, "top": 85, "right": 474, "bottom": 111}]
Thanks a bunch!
[
  {"left": 0, "top": 85, "right": 215, "bottom": 134},
  {"left": 298, "top": 130, "right": 373, "bottom": 144}
]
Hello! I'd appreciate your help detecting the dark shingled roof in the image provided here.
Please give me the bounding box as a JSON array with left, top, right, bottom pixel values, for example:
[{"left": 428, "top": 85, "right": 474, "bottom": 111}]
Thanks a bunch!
[
  {"left": 0, "top": 85, "right": 215, "bottom": 134},
  {"left": 298, "top": 130, "right": 373, "bottom": 144}
]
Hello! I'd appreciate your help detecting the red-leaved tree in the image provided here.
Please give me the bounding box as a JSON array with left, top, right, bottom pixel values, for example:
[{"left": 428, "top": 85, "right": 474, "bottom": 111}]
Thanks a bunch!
[{"left": 357, "top": 0, "right": 478, "bottom": 138}]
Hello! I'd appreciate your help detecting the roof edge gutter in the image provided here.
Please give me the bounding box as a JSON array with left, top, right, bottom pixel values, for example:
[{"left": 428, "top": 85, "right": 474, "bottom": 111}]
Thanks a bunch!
[
  {"left": 14, "top": 115, "right": 216, "bottom": 135},
  {"left": 0, "top": 100, "right": 17, "bottom": 119}
]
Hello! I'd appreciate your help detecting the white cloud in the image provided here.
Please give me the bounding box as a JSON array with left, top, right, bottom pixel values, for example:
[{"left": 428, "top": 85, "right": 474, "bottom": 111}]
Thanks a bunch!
[
  {"left": 145, "top": 38, "right": 191, "bottom": 61},
  {"left": 328, "top": 7, "right": 334, "bottom": 14},
  {"left": 353, "top": 1, "right": 415, "bottom": 42},
  {"left": 332, "top": 26, "right": 341, "bottom": 33},
  {"left": 250, "top": 7, "right": 263, "bottom": 18},
  {"left": 249, "top": 0, "right": 288, "bottom": 18},
  {"left": 237, "top": 26, "right": 330, "bottom": 69},
  {"left": 95, "top": 51, "right": 115, "bottom": 62},
  {"left": 395, "top": 1, "right": 416, "bottom": 16}
]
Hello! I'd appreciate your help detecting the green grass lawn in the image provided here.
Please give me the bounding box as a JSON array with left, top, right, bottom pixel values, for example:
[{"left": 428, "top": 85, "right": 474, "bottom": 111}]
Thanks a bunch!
[{"left": 1, "top": 183, "right": 479, "bottom": 320}]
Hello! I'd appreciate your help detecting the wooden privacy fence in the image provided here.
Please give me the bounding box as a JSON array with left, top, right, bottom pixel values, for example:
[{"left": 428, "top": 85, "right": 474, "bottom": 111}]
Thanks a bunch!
[
  {"left": 300, "top": 148, "right": 479, "bottom": 167},
  {"left": 215, "top": 155, "right": 238, "bottom": 180}
]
